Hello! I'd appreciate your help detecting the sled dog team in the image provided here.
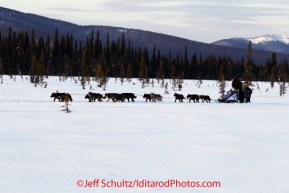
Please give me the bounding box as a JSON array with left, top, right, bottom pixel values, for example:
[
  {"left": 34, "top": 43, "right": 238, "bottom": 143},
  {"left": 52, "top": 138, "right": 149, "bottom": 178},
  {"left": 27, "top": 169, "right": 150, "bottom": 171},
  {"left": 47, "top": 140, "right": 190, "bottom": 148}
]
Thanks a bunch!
[{"left": 50, "top": 92, "right": 211, "bottom": 103}]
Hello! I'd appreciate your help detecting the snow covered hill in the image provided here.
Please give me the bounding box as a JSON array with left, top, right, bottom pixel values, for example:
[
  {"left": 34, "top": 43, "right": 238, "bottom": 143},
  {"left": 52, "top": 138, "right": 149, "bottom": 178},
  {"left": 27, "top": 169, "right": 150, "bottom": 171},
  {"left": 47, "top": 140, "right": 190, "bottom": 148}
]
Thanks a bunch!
[
  {"left": 248, "top": 34, "right": 289, "bottom": 44},
  {"left": 2, "top": 6, "right": 289, "bottom": 64},
  {"left": 1, "top": 76, "right": 289, "bottom": 193},
  {"left": 212, "top": 34, "right": 289, "bottom": 55}
]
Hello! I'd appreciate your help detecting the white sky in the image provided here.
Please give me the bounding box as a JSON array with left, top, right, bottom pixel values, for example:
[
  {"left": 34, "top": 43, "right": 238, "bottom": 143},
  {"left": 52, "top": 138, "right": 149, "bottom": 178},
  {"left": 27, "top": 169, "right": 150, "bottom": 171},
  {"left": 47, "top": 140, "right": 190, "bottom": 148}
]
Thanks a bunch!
[{"left": 2, "top": 0, "right": 289, "bottom": 43}]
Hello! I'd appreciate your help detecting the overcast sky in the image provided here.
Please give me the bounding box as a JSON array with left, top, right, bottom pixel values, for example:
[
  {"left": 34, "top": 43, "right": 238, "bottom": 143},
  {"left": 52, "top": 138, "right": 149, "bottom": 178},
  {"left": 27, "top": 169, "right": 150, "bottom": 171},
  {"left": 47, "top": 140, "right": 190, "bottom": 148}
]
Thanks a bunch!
[{"left": 2, "top": 0, "right": 289, "bottom": 43}]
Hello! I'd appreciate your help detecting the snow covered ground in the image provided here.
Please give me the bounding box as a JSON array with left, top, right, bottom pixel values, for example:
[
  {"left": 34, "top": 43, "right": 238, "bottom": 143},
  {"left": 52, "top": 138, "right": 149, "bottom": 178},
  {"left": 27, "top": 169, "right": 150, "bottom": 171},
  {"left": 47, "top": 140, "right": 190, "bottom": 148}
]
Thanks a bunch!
[{"left": 0, "top": 75, "right": 289, "bottom": 193}]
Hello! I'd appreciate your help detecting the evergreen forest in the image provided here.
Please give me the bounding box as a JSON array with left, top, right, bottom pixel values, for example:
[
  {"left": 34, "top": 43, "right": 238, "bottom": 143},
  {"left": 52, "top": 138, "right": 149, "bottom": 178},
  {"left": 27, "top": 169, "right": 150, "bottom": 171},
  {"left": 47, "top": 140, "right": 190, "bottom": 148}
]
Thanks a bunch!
[{"left": 0, "top": 27, "right": 288, "bottom": 87}]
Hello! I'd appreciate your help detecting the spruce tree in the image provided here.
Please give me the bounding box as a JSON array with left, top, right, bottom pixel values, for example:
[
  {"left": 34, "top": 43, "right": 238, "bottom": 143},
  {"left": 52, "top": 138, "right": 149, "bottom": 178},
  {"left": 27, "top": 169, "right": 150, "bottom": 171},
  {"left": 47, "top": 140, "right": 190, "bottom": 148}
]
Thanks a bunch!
[
  {"left": 156, "top": 60, "right": 165, "bottom": 83},
  {"left": 120, "top": 62, "right": 125, "bottom": 85},
  {"left": 177, "top": 72, "right": 184, "bottom": 91},
  {"left": 270, "top": 52, "right": 277, "bottom": 88},
  {"left": 170, "top": 63, "right": 176, "bottom": 90},
  {"left": 217, "top": 64, "right": 226, "bottom": 97},
  {"left": 65, "top": 61, "right": 71, "bottom": 79},
  {"left": 184, "top": 45, "right": 189, "bottom": 78},
  {"left": 139, "top": 54, "right": 146, "bottom": 83},
  {"left": 243, "top": 41, "right": 254, "bottom": 88},
  {"left": 51, "top": 29, "right": 60, "bottom": 74},
  {"left": 37, "top": 50, "right": 45, "bottom": 83},
  {"left": 44, "top": 35, "right": 51, "bottom": 78},
  {"left": 81, "top": 55, "right": 87, "bottom": 89},
  {"left": 7, "top": 27, "right": 13, "bottom": 78},
  {"left": 30, "top": 29, "right": 36, "bottom": 56},
  {"left": 145, "top": 65, "right": 149, "bottom": 85},
  {"left": 126, "top": 63, "right": 132, "bottom": 82},
  {"left": 29, "top": 54, "right": 37, "bottom": 84},
  {"left": 270, "top": 67, "right": 275, "bottom": 88},
  {"left": 95, "top": 63, "right": 104, "bottom": 85},
  {"left": 278, "top": 59, "right": 288, "bottom": 96}
]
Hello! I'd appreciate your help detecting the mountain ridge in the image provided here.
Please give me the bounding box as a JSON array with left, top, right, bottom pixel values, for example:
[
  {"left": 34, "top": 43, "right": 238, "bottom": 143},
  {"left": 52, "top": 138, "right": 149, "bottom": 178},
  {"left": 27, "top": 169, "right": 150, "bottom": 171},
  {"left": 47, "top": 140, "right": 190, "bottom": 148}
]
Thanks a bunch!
[
  {"left": 1, "top": 6, "right": 289, "bottom": 64},
  {"left": 212, "top": 34, "right": 289, "bottom": 55}
]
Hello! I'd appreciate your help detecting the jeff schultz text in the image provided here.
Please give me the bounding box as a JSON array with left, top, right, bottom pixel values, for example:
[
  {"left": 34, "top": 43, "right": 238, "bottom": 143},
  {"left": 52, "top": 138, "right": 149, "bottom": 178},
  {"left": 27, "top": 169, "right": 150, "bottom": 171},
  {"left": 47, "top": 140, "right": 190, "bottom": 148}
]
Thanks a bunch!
[{"left": 77, "top": 179, "right": 221, "bottom": 188}]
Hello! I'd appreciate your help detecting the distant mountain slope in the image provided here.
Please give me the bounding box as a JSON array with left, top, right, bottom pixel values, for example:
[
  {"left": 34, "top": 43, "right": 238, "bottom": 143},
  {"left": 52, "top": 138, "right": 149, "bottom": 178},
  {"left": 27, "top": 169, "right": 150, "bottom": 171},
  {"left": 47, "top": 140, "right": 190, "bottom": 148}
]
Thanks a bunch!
[
  {"left": 1, "top": 6, "right": 289, "bottom": 64},
  {"left": 212, "top": 35, "right": 289, "bottom": 55}
]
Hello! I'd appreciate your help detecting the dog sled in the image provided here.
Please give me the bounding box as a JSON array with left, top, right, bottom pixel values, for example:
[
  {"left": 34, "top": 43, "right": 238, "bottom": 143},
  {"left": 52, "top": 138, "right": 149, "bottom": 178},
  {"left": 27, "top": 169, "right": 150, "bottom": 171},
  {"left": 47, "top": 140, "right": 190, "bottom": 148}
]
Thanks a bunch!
[
  {"left": 218, "top": 91, "right": 239, "bottom": 103},
  {"left": 218, "top": 87, "right": 252, "bottom": 103}
]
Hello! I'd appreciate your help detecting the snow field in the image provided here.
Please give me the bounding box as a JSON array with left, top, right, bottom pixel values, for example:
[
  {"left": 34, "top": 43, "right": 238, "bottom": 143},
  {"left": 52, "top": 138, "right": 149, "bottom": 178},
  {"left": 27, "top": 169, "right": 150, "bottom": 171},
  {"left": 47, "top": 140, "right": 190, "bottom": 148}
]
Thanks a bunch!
[{"left": 0, "top": 75, "right": 289, "bottom": 193}]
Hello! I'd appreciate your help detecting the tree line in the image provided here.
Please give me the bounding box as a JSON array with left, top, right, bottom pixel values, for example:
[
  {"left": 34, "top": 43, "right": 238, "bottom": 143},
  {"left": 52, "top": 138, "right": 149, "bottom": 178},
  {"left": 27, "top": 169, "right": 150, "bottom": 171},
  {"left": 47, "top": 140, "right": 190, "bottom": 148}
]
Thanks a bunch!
[{"left": 0, "top": 27, "right": 288, "bottom": 88}]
